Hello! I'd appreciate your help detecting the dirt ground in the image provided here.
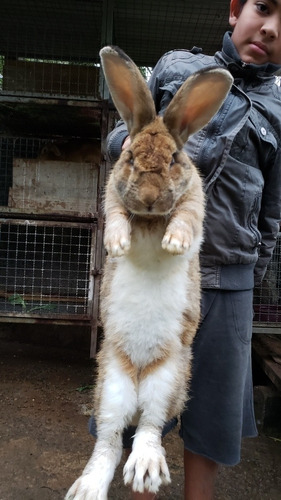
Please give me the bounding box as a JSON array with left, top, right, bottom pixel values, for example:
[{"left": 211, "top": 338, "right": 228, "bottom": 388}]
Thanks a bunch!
[{"left": 1, "top": 324, "right": 281, "bottom": 500}]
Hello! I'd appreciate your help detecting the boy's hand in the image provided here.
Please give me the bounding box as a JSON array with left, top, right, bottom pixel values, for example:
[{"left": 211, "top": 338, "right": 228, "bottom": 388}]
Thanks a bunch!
[{"left": 122, "top": 136, "right": 131, "bottom": 150}]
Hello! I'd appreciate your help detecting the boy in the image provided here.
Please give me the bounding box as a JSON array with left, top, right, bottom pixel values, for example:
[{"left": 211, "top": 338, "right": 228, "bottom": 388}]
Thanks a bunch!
[{"left": 106, "top": 0, "right": 281, "bottom": 498}]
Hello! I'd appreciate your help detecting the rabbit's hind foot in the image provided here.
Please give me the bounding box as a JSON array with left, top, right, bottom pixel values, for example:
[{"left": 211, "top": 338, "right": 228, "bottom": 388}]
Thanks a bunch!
[
  {"left": 64, "top": 472, "right": 108, "bottom": 500},
  {"left": 64, "top": 445, "right": 120, "bottom": 500},
  {"left": 123, "top": 441, "right": 171, "bottom": 494}
]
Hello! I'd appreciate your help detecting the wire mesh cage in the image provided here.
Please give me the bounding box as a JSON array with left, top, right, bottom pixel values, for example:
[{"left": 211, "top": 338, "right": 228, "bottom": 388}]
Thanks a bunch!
[
  {"left": 0, "top": 0, "right": 230, "bottom": 99},
  {"left": 0, "top": 219, "right": 96, "bottom": 319},
  {"left": 113, "top": 0, "right": 229, "bottom": 65},
  {"left": 0, "top": 0, "right": 103, "bottom": 99},
  {"left": 0, "top": 136, "right": 101, "bottom": 216},
  {"left": 254, "top": 234, "right": 281, "bottom": 327}
]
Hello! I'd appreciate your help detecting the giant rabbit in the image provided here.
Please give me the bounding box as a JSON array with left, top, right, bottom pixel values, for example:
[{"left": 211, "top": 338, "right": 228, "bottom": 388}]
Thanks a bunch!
[{"left": 65, "top": 46, "right": 233, "bottom": 500}]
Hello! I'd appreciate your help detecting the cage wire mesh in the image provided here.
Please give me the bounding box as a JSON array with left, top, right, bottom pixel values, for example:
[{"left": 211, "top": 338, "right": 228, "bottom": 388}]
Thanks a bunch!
[
  {"left": 253, "top": 234, "right": 281, "bottom": 326},
  {"left": 113, "top": 0, "right": 230, "bottom": 66},
  {"left": 0, "top": 0, "right": 230, "bottom": 98},
  {"left": 0, "top": 220, "right": 95, "bottom": 318},
  {"left": 0, "top": 0, "right": 103, "bottom": 98}
]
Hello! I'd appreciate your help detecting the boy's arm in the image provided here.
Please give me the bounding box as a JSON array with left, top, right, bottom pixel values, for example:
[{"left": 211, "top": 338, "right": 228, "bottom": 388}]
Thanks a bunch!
[{"left": 106, "top": 120, "right": 129, "bottom": 162}]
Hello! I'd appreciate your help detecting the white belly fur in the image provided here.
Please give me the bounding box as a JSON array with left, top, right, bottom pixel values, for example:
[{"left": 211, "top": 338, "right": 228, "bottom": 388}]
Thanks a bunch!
[{"left": 105, "top": 226, "right": 191, "bottom": 366}]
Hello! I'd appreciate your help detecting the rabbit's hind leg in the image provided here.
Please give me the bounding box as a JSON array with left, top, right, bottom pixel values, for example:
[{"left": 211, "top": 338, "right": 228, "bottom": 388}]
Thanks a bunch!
[
  {"left": 123, "top": 351, "right": 188, "bottom": 494},
  {"left": 65, "top": 354, "right": 138, "bottom": 500}
]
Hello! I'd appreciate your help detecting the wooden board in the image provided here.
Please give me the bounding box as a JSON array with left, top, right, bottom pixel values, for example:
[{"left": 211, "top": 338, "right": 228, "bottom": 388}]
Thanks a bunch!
[
  {"left": 0, "top": 98, "right": 102, "bottom": 137},
  {"left": 252, "top": 335, "right": 281, "bottom": 392},
  {"left": 8, "top": 159, "right": 99, "bottom": 216}
]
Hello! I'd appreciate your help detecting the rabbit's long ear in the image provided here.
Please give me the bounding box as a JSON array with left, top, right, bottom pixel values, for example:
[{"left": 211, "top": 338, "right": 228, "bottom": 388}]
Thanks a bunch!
[
  {"left": 100, "top": 46, "right": 156, "bottom": 138},
  {"left": 163, "top": 68, "right": 233, "bottom": 148}
]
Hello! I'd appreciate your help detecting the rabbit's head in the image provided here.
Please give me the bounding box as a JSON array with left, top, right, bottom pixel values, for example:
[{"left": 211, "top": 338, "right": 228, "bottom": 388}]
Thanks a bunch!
[{"left": 100, "top": 46, "right": 233, "bottom": 216}]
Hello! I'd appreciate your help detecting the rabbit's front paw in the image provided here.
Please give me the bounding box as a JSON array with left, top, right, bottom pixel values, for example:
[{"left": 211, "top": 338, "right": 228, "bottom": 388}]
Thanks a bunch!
[
  {"left": 123, "top": 444, "right": 171, "bottom": 493},
  {"left": 104, "top": 221, "right": 131, "bottom": 257},
  {"left": 65, "top": 473, "right": 107, "bottom": 500},
  {"left": 105, "top": 234, "right": 131, "bottom": 257},
  {"left": 162, "top": 222, "right": 192, "bottom": 255}
]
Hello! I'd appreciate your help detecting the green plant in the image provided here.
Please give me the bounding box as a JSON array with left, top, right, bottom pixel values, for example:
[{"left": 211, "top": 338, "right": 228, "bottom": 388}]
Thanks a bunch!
[{"left": 8, "top": 294, "right": 56, "bottom": 313}]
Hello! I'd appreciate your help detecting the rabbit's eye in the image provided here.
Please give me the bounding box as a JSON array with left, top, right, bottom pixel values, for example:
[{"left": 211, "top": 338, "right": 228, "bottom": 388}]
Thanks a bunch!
[
  {"left": 127, "top": 151, "right": 134, "bottom": 167},
  {"left": 170, "top": 153, "right": 177, "bottom": 168}
]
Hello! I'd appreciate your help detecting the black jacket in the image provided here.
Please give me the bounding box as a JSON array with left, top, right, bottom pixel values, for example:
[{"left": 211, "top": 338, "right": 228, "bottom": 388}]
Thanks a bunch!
[{"left": 107, "top": 32, "right": 281, "bottom": 289}]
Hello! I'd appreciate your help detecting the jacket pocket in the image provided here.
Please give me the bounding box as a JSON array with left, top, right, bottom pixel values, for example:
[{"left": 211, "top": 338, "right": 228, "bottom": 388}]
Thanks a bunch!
[
  {"left": 247, "top": 192, "right": 262, "bottom": 250},
  {"left": 231, "top": 289, "right": 254, "bottom": 344},
  {"left": 229, "top": 109, "right": 277, "bottom": 172}
]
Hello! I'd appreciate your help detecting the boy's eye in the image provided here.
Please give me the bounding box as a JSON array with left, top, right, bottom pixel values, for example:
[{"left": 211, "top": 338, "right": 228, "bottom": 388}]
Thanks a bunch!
[{"left": 256, "top": 2, "right": 269, "bottom": 14}]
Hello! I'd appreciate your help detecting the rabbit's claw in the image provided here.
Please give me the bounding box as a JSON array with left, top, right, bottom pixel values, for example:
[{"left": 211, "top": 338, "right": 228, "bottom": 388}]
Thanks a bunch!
[
  {"left": 104, "top": 221, "right": 131, "bottom": 257},
  {"left": 105, "top": 235, "right": 131, "bottom": 257},
  {"left": 123, "top": 444, "right": 171, "bottom": 493},
  {"left": 65, "top": 473, "right": 107, "bottom": 500},
  {"left": 162, "top": 227, "right": 192, "bottom": 255}
]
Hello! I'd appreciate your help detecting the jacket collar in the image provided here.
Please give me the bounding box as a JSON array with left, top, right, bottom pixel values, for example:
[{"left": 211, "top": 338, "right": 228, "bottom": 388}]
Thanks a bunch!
[{"left": 214, "top": 31, "right": 281, "bottom": 79}]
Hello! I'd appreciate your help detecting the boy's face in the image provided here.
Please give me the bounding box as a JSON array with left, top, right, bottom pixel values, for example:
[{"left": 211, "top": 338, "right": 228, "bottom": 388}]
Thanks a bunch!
[{"left": 229, "top": 0, "right": 281, "bottom": 64}]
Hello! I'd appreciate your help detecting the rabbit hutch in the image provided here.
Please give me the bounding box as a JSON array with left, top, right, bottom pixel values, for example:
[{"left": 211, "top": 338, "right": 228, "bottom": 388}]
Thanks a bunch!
[{"left": 0, "top": 1, "right": 280, "bottom": 368}]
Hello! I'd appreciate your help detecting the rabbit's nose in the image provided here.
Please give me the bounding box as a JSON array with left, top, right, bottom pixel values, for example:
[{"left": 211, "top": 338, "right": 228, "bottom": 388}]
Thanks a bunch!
[{"left": 141, "top": 188, "right": 159, "bottom": 210}]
